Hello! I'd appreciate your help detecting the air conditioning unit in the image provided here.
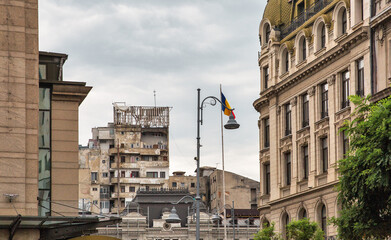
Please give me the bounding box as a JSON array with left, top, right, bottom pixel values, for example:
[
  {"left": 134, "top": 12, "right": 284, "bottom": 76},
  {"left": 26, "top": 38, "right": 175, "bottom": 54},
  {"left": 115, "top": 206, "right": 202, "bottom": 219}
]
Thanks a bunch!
[{"left": 91, "top": 180, "right": 97, "bottom": 184}]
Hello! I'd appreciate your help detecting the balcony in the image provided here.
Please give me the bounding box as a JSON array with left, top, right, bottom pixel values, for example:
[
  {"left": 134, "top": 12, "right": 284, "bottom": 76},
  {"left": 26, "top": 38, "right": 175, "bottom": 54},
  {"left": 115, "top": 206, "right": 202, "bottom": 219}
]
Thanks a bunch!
[
  {"left": 110, "top": 177, "right": 165, "bottom": 185},
  {"left": 110, "top": 161, "right": 169, "bottom": 169},
  {"left": 280, "top": 0, "right": 333, "bottom": 39},
  {"left": 100, "top": 193, "right": 110, "bottom": 199}
]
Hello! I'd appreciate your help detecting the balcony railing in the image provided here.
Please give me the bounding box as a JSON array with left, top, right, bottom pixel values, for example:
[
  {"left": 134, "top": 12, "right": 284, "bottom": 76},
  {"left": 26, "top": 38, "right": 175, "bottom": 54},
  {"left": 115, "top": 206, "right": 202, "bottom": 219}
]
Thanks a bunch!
[{"left": 280, "top": 0, "right": 333, "bottom": 38}]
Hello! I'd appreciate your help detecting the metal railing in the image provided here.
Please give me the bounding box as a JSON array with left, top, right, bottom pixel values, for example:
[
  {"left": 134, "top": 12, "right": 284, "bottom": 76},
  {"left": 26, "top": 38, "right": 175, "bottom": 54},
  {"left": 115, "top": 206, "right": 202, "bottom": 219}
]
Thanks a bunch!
[{"left": 280, "top": 0, "right": 333, "bottom": 38}]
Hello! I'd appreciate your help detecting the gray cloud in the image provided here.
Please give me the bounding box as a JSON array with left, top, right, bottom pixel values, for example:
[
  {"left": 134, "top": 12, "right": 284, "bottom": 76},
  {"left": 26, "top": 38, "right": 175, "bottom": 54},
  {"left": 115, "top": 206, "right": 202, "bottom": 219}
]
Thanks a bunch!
[{"left": 39, "top": 0, "right": 265, "bottom": 181}]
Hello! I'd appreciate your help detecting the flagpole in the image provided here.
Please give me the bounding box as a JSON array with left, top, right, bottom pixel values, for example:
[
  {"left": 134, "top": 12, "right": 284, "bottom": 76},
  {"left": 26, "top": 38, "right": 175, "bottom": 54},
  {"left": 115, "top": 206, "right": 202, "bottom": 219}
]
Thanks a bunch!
[{"left": 220, "top": 84, "right": 228, "bottom": 240}]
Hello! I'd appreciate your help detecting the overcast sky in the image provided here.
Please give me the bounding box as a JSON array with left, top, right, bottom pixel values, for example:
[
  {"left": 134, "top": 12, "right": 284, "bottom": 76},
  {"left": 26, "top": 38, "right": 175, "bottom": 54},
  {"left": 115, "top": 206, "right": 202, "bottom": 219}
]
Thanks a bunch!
[{"left": 39, "top": 0, "right": 266, "bottom": 181}]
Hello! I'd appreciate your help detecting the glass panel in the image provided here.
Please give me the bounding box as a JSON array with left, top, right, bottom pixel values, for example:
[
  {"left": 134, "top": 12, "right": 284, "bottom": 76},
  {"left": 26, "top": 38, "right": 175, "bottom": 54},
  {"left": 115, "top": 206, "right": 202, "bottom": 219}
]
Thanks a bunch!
[
  {"left": 38, "top": 111, "right": 50, "bottom": 148},
  {"left": 39, "top": 64, "right": 47, "bottom": 80},
  {"left": 39, "top": 88, "right": 50, "bottom": 110},
  {"left": 38, "top": 189, "right": 50, "bottom": 216},
  {"left": 39, "top": 149, "right": 51, "bottom": 189}
]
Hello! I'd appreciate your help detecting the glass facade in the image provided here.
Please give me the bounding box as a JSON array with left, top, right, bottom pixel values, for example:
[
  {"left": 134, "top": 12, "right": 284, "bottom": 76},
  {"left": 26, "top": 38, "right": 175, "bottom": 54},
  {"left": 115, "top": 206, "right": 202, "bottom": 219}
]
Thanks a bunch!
[{"left": 38, "top": 87, "right": 51, "bottom": 216}]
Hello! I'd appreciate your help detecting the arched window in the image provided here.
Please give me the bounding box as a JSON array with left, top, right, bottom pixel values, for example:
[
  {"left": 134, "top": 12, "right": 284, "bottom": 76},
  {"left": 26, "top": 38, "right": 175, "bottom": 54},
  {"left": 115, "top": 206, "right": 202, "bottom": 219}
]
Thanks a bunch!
[
  {"left": 285, "top": 51, "right": 289, "bottom": 72},
  {"left": 265, "top": 24, "right": 271, "bottom": 44},
  {"left": 298, "top": 208, "right": 307, "bottom": 219},
  {"left": 302, "top": 39, "right": 306, "bottom": 60},
  {"left": 321, "top": 205, "right": 327, "bottom": 236},
  {"left": 282, "top": 213, "right": 290, "bottom": 239},
  {"left": 262, "top": 219, "right": 270, "bottom": 228},
  {"left": 342, "top": 9, "right": 347, "bottom": 34},
  {"left": 321, "top": 24, "right": 326, "bottom": 48},
  {"left": 281, "top": 49, "right": 289, "bottom": 74}
]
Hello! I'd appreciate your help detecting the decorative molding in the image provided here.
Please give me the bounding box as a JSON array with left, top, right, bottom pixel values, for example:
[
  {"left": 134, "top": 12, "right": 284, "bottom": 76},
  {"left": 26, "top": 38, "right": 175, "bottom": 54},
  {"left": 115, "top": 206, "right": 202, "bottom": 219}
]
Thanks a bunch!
[
  {"left": 308, "top": 86, "right": 316, "bottom": 96},
  {"left": 376, "top": 24, "right": 386, "bottom": 46},
  {"left": 290, "top": 97, "right": 297, "bottom": 106},
  {"left": 327, "top": 75, "right": 336, "bottom": 86}
]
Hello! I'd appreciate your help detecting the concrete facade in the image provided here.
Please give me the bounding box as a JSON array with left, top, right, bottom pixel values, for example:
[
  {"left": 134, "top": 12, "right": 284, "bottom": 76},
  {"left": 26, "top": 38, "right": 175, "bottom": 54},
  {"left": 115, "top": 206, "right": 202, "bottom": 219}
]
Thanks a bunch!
[
  {"left": 79, "top": 104, "right": 171, "bottom": 215},
  {"left": 255, "top": 0, "right": 391, "bottom": 238}
]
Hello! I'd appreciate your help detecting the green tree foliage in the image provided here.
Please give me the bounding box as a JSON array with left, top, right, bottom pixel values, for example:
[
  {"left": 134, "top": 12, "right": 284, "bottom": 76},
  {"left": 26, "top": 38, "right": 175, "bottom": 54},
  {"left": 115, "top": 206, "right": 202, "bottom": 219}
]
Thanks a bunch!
[
  {"left": 254, "top": 222, "right": 281, "bottom": 240},
  {"left": 286, "top": 218, "right": 324, "bottom": 240},
  {"left": 332, "top": 95, "right": 391, "bottom": 239}
]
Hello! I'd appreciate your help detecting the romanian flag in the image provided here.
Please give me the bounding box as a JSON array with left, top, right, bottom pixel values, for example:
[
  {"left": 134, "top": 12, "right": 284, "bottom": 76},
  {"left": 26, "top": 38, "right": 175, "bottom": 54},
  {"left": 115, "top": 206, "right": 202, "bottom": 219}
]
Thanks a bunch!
[{"left": 221, "top": 92, "right": 236, "bottom": 118}]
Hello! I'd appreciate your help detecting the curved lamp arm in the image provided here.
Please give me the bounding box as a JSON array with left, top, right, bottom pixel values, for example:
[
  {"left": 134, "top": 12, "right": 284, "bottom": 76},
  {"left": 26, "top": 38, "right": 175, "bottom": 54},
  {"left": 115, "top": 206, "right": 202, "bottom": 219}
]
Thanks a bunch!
[{"left": 200, "top": 96, "right": 234, "bottom": 125}]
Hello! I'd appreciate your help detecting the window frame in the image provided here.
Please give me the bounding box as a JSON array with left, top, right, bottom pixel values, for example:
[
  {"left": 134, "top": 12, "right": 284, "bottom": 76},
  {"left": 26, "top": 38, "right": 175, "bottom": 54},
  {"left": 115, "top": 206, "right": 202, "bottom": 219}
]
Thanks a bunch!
[
  {"left": 357, "top": 58, "right": 364, "bottom": 96},
  {"left": 263, "top": 66, "right": 269, "bottom": 90},
  {"left": 264, "top": 162, "right": 271, "bottom": 195},
  {"left": 320, "top": 82, "right": 328, "bottom": 118},
  {"left": 321, "top": 137, "right": 328, "bottom": 173},
  {"left": 285, "top": 103, "right": 292, "bottom": 136},
  {"left": 302, "top": 94, "right": 309, "bottom": 128},
  {"left": 264, "top": 117, "right": 270, "bottom": 148},
  {"left": 285, "top": 152, "right": 291, "bottom": 186},
  {"left": 341, "top": 70, "right": 350, "bottom": 108},
  {"left": 303, "top": 145, "right": 309, "bottom": 179}
]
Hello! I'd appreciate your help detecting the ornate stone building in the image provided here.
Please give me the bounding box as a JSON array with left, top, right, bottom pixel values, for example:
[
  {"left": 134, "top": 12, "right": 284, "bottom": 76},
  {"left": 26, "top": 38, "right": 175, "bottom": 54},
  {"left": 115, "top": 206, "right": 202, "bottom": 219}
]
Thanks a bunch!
[{"left": 254, "top": 0, "right": 391, "bottom": 237}]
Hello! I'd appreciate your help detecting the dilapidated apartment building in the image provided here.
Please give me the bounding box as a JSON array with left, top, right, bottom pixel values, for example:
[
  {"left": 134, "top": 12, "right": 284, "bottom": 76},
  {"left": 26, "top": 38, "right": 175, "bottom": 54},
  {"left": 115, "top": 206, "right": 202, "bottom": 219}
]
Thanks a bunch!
[{"left": 79, "top": 103, "right": 170, "bottom": 214}]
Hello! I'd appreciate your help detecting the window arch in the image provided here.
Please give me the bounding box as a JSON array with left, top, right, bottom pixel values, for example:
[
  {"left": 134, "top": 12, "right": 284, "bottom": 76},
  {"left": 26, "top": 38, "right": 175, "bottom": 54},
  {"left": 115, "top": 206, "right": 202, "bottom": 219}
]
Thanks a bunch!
[
  {"left": 298, "top": 207, "right": 307, "bottom": 219},
  {"left": 316, "top": 202, "right": 327, "bottom": 237},
  {"left": 321, "top": 205, "right": 327, "bottom": 236},
  {"left": 335, "top": 5, "right": 348, "bottom": 37},
  {"left": 315, "top": 21, "right": 326, "bottom": 52},
  {"left": 297, "top": 36, "right": 307, "bottom": 63},
  {"left": 261, "top": 218, "right": 270, "bottom": 229},
  {"left": 265, "top": 24, "right": 271, "bottom": 44},
  {"left": 280, "top": 47, "right": 289, "bottom": 75},
  {"left": 281, "top": 212, "right": 290, "bottom": 239}
]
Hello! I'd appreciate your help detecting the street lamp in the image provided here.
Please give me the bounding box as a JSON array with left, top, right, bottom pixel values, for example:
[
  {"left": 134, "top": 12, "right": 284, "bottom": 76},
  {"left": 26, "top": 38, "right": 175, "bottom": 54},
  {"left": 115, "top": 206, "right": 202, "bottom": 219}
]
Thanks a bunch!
[{"left": 196, "top": 88, "right": 240, "bottom": 240}]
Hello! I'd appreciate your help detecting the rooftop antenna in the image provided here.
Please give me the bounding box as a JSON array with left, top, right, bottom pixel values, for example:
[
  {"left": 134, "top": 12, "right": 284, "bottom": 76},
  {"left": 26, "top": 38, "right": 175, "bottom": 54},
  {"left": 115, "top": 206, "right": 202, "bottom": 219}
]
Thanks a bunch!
[{"left": 153, "top": 90, "right": 157, "bottom": 107}]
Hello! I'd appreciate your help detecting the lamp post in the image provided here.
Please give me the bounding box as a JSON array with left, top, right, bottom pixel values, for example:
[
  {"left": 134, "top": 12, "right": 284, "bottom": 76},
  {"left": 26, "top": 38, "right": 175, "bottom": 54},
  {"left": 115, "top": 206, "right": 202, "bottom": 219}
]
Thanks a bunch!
[{"left": 196, "top": 88, "right": 240, "bottom": 240}]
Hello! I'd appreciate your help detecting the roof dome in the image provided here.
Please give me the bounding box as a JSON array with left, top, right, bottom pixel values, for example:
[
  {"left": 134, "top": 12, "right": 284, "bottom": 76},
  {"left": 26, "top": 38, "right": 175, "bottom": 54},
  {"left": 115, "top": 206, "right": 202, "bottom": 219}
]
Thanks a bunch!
[{"left": 263, "top": 0, "right": 292, "bottom": 28}]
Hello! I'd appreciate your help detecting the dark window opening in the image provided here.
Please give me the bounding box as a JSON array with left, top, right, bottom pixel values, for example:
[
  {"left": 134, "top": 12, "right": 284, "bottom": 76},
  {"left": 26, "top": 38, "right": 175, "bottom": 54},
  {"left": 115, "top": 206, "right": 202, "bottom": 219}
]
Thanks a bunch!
[
  {"left": 321, "top": 83, "right": 328, "bottom": 118},
  {"left": 342, "top": 70, "right": 350, "bottom": 108},
  {"left": 302, "top": 94, "right": 309, "bottom": 128}
]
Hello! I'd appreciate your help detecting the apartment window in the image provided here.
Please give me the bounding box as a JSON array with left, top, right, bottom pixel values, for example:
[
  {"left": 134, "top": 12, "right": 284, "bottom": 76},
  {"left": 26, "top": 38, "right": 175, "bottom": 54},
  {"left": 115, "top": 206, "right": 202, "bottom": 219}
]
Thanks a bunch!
[
  {"left": 92, "top": 188, "right": 97, "bottom": 191},
  {"left": 321, "top": 205, "right": 327, "bottom": 236},
  {"left": 265, "top": 24, "right": 270, "bottom": 43},
  {"left": 263, "top": 66, "right": 269, "bottom": 89},
  {"left": 342, "top": 8, "right": 347, "bottom": 34},
  {"left": 321, "top": 137, "right": 328, "bottom": 172},
  {"left": 321, "top": 83, "right": 328, "bottom": 118},
  {"left": 191, "top": 182, "right": 195, "bottom": 188},
  {"left": 285, "top": 50, "right": 289, "bottom": 73},
  {"left": 285, "top": 103, "right": 292, "bottom": 136},
  {"left": 91, "top": 172, "right": 98, "bottom": 181},
  {"left": 264, "top": 163, "right": 270, "bottom": 194},
  {"left": 160, "top": 171, "right": 166, "bottom": 178},
  {"left": 357, "top": 58, "right": 364, "bottom": 96},
  {"left": 121, "top": 156, "right": 125, "bottom": 163},
  {"left": 146, "top": 172, "right": 158, "bottom": 178},
  {"left": 302, "top": 38, "right": 307, "bottom": 61},
  {"left": 342, "top": 130, "right": 349, "bottom": 157},
  {"left": 129, "top": 187, "right": 135, "bottom": 192},
  {"left": 264, "top": 118, "right": 270, "bottom": 148},
  {"left": 341, "top": 70, "right": 350, "bottom": 108},
  {"left": 120, "top": 171, "right": 125, "bottom": 177},
  {"left": 303, "top": 145, "right": 309, "bottom": 179},
  {"left": 172, "top": 182, "right": 177, "bottom": 188},
  {"left": 102, "top": 172, "right": 108, "bottom": 178},
  {"left": 285, "top": 152, "right": 291, "bottom": 186},
  {"left": 121, "top": 186, "right": 125, "bottom": 193},
  {"left": 302, "top": 94, "right": 309, "bottom": 128},
  {"left": 320, "top": 24, "right": 326, "bottom": 49},
  {"left": 131, "top": 171, "right": 139, "bottom": 178}
]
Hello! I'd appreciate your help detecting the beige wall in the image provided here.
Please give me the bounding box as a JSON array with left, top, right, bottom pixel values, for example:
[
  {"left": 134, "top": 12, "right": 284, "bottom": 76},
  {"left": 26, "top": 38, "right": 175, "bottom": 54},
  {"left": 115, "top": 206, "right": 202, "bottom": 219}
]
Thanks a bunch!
[
  {"left": 51, "top": 84, "right": 91, "bottom": 216},
  {"left": 0, "top": 0, "right": 39, "bottom": 216},
  {"left": 210, "top": 170, "right": 259, "bottom": 211}
]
